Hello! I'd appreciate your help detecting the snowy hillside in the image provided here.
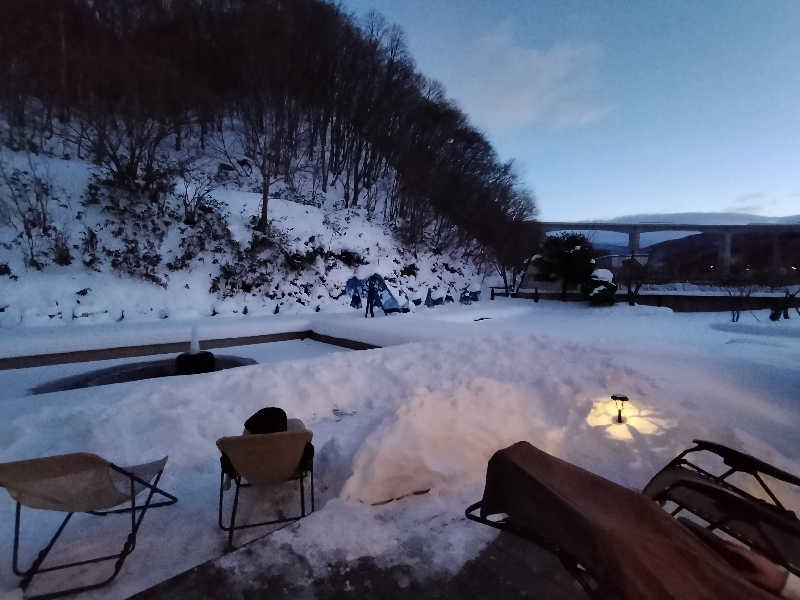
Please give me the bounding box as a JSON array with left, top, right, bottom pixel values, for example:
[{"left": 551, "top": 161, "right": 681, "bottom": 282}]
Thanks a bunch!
[{"left": 0, "top": 149, "right": 483, "bottom": 330}]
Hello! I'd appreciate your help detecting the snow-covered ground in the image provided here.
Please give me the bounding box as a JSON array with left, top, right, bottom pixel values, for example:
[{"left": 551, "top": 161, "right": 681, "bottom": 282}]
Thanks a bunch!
[{"left": 1, "top": 299, "right": 799, "bottom": 598}]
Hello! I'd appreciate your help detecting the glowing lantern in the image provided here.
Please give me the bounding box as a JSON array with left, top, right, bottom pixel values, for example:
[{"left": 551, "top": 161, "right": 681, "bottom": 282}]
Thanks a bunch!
[{"left": 611, "top": 394, "right": 629, "bottom": 424}]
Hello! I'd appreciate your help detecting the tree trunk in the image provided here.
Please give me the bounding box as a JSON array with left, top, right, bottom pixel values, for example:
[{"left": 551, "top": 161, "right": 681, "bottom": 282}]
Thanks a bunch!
[
  {"left": 319, "top": 121, "right": 328, "bottom": 192},
  {"left": 257, "top": 153, "right": 271, "bottom": 232}
]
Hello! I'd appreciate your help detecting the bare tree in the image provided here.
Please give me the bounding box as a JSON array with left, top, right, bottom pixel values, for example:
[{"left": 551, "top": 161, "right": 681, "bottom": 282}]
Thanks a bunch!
[
  {"left": 619, "top": 258, "right": 647, "bottom": 306},
  {"left": 177, "top": 162, "right": 217, "bottom": 225},
  {"left": 0, "top": 156, "right": 54, "bottom": 269}
]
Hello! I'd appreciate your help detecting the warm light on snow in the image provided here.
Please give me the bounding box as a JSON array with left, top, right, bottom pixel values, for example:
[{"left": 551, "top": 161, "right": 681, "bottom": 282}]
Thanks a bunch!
[{"left": 585, "top": 397, "right": 675, "bottom": 441}]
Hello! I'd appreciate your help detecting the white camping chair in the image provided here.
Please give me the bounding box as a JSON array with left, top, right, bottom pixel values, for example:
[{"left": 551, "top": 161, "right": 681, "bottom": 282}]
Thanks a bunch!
[{"left": 0, "top": 453, "right": 177, "bottom": 600}]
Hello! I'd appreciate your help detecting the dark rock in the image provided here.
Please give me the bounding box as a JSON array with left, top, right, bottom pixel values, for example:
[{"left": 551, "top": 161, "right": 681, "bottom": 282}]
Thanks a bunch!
[{"left": 175, "top": 351, "right": 216, "bottom": 376}]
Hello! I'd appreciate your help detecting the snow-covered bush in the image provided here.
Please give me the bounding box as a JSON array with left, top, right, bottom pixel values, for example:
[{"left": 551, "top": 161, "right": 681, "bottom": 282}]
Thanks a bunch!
[
  {"left": 50, "top": 227, "right": 72, "bottom": 266},
  {"left": 80, "top": 226, "right": 101, "bottom": 270},
  {"left": 176, "top": 162, "right": 218, "bottom": 225},
  {"left": 109, "top": 238, "right": 166, "bottom": 288},
  {"left": 211, "top": 256, "right": 273, "bottom": 296},
  {"left": 0, "top": 160, "right": 55, "bottom": 269},
  {"left": 167, "top": 202, "right": 235, "bottom": 272},
  {"left": 587, "top": 281, "right": 617, "bottom": 306},
  {"left": 400, "top": 263, "right": 419, "bottom": 277},
  {"left": 584, "top": 268, "right": 617, "bottom": 305}
]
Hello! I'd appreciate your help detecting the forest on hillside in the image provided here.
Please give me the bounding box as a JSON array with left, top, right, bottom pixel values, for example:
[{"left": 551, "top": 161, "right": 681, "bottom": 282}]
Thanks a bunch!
[{"left": 0, "top": 0, "right": 538, "bottom": 282}]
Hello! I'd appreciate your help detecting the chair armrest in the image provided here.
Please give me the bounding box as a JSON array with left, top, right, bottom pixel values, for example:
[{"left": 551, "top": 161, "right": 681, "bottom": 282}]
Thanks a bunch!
[{"left": 691, "top": 440, "right": 800, "bottom": 486}]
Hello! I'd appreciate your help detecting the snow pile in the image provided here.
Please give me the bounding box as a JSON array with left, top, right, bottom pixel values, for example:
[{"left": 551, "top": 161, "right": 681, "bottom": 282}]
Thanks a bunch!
[
  {"left": 341, "top": 378, "right": 564, "bottom": 505},
  {"left": 591, "top": 268, "right": 614, "bottom": 283}
]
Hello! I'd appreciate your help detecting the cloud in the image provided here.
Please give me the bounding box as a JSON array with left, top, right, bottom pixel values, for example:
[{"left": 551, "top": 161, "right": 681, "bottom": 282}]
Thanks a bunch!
[
  {"left": 734, "top": 192, "right": 765, "bottom": 204},
  {"left": 725, "top": 192, "right": 776, "bottom": 214},
  {"left": 727, "top": 204, "right": 763, "bottom": 213},
  {"left": 440, "top": 21, "right": 612, "bottom": 131}
]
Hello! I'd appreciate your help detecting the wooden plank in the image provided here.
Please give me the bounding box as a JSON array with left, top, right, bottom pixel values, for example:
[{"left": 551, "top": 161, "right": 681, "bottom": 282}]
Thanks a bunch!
[
  {"left": 0, "top": 329, "right": 381, "bottom": 371},
  {"left": 309, "top": 331, "right": 380, "bottom": 351}
]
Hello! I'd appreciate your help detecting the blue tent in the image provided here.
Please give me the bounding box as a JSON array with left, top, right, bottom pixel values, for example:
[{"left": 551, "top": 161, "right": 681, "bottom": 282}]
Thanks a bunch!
[
  {"left": 345, "top": 276, "right": 363, "bottom": 298},
  {"left": 346, "top": 274, "right": 410, "bottom": 313},
  {"left": 425, "top": 288, "right": 444, "bottom": 308}
]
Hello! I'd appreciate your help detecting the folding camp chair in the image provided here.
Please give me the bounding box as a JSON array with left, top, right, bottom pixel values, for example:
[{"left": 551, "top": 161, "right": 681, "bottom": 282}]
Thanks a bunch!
[
  {"left": 0, "top": 453, "right": 177, "bottom": 600},
  {"left": 466, "top": 442, "right": 779, "bottom": 599},
  {"left": 217, "top": 428, "right": 314, "bottom": 551},
  {"left": 642, "top": 439, "right": 800, "bottom": 575}
]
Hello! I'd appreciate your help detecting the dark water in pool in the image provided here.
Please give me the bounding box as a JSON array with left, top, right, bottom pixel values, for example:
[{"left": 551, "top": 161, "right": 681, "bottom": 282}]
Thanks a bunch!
[{"left": 31, "top": 355, "right": 257, "bottom": 394}]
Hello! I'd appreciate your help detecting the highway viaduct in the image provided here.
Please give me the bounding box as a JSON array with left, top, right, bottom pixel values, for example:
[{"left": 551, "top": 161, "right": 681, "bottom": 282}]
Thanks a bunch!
[{"left": 536, "top": 221, "right": 800, "bottom": 277}]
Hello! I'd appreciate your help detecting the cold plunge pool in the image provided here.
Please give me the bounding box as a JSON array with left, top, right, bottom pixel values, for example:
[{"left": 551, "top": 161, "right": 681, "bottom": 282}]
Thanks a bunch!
[{"left": 0, "top": 340, "right": 350, "bottom": 398}]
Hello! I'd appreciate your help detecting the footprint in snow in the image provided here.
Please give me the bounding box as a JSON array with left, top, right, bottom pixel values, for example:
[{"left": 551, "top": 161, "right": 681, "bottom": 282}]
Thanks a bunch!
[{"left": 332, "top": 408, "right": 357, "bottom": 421}]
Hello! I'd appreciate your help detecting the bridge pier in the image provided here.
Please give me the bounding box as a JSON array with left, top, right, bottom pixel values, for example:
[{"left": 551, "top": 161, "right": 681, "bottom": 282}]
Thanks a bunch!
[
  {"left": 772, "top": 234, "right": 783, "bottom": 272},
  {"left": 719, "top": 231, "right": 733, "bottom": 279},
  {"left": 628, "top": 228, "right": 640, "bottom": 256}
]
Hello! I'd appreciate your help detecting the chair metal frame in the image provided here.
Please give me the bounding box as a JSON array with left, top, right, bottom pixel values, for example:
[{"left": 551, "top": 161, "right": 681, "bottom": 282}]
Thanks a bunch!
[
  {"left": 11, "top": 463, "right": 177, "bottom": 600},
  {"left": 465, "top": 501, "right": 603, "bottom": 598},
  {"left": 218, "top": 461, "right": 314, "bottom": 552},
  {"left": 645, "top": 439, "right": 800, "bottom": 513},
  {"left": 643, "top": 439, "right": 800, "bottom": 575}
]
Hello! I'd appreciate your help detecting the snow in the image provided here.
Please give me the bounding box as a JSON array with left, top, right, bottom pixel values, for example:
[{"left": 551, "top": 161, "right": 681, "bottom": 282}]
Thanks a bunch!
[
  {"left": 0, "top": 148, "right": 482, "bottom": 332},
  {"left": 0, "top": 314, "right": 314, "bottom": 359},
  {"left": 340, "top": 377, "right": 565, "bottom": 505},
  {"left": 0, "top": 298, "right": 798, "bottom": 598},
  {"left": 591, "top": 268, "right": 614, "bottom": 283}
]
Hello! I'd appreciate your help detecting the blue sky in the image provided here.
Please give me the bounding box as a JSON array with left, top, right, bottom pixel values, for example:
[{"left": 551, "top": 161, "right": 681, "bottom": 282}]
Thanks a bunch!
[{"left": 342, "top": 0, "right": 800, "bottom": 221}]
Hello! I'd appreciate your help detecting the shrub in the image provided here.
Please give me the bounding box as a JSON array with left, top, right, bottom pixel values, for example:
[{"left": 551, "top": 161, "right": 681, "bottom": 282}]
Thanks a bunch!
[
  {"left": 51, "top": 228, "right": 73, "bottom": 265},
  {"left": 81, "top": 226, "right": 101, "bottom": 270},
  {"left": 336, "top": 249, "right": 366, "bottom": 268},
  {"left": 400, "top": 263, "right": 419, "bottom": 277},
  {"left": 585, "top": 279, "right": 617, "bottom": 306},
  {"left": 109, "top": 238, "right": 166, "bottom": 287}
]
